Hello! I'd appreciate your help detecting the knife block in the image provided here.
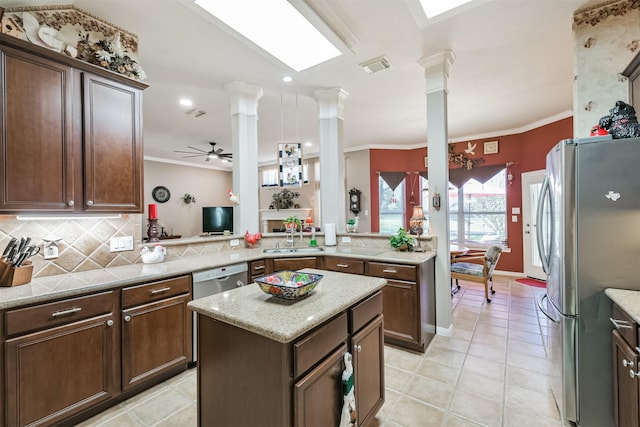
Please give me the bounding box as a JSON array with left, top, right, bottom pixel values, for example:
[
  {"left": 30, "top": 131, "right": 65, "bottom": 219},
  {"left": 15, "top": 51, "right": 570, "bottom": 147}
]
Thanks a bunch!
[{"left": 0, "top": 259, "right": 33, "bottom": 287}]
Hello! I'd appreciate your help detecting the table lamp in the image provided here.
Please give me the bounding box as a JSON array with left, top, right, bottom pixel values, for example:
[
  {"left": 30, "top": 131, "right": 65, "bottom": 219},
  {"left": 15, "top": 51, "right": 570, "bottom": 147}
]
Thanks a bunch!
[{"left": 409, "top": 205, "right": 426, "bottom": 252}]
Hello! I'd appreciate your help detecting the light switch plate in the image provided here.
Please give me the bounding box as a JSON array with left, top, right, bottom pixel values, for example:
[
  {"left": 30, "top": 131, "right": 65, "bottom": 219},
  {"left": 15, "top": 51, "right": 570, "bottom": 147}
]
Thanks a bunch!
[
  {"left": 230, "top": 239, "right": 240, "bottom": 247},
  {"left": 110, "top": 236, "right": 134, "bottom": 252},
  {"left": 512, "top": 215, "right": 518, "bottom": 222},
  {"left": 511, "top": 207, "right": 521, "bottom": 214}
]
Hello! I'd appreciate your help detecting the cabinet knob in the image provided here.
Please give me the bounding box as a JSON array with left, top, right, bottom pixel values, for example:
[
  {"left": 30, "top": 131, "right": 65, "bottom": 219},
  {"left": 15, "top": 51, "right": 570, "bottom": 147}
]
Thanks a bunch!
[
  {"left": 87, "top": 200, "right": 94, "bottom": 206},
  {"left": 106, "top": 320, "right": 114, "bottom": 327},
  {"left": 68, "top": 200, "right": 74, "bottom": 206},
  {"left": 124, "top": 315, "right": 131, "bottom": 322},
  {"left": 624, "top": 359, "right": 635, "bottom": 368},
  {"left": 355, "top": 344, "right": 362, "bottom": 353},
  {"left": 630, "top": 369, "right": 640, "bottom": 379}
]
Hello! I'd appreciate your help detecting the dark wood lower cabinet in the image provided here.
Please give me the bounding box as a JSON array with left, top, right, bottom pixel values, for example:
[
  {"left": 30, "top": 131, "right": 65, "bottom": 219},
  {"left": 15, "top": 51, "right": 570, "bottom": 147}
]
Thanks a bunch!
[
  {"left": 613, "top": 330, "right": 640, "bottom": 426},
  {"left": 381, "top": 279, "right": 418, "bottom": 344},
  {"left": 294, "top": 344, "right": 347, "bottom": 427},
  {"left": 352, "top": 315, "right": 385, "bottom": 427},
  {"left": 2, "top": 275, "right": 192, "bottom": 426},
  {"left": 122, "top": 293, "right": 191, "bottom": 390},
  {"left": 5, "top": 313, "right": 117, "bottom": 426}
]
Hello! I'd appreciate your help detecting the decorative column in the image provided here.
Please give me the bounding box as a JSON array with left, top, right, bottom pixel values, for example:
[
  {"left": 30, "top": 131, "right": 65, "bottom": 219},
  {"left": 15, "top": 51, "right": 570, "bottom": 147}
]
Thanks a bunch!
[
  {"left": 224, "top": 81, "right": 263, "bottom": 234},
  {"left": 312, "top": 88, "right": 349, "bottom": 231},
  {"left": 418, "top": 51, "right": 455, "bottom": 336}
]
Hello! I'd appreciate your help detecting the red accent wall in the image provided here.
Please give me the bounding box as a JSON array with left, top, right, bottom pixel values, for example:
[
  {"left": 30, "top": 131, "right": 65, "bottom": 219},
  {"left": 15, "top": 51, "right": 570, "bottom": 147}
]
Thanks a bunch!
[{"left": 369, "top": 117, "right": 573, "bottom": 273}]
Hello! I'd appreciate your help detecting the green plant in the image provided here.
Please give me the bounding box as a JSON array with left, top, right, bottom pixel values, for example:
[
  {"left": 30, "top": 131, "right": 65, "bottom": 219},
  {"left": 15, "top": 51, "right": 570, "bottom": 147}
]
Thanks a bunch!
[
  {"left": 283, "top": 216, "right": 302, "bottom": 229},
  {"left": 346, "top": 218, "right": 356, "bottom": 225},
  {"left": 389, "top": 227, "right": 416, "bottom": 251}
]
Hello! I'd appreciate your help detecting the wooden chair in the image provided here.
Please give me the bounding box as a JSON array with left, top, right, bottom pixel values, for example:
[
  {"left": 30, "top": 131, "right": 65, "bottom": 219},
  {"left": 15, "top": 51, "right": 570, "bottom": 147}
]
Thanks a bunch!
[{"left": 451, "top": 246, "right": 503, "bottom": 302}]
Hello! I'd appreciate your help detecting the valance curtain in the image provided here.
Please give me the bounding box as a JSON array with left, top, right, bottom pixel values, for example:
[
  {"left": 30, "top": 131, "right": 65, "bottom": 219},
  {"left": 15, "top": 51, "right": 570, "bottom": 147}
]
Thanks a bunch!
[
  {"left": 419, "top": 164, "right": 506, "bottom": 188},
  {"left": 379, "top": 172, "right": 407, "bottom": 191}
]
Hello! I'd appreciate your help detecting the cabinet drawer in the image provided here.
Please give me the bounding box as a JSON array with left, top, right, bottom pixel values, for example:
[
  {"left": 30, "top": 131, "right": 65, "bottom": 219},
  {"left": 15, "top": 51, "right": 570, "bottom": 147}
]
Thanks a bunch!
[
  {"left": 5, "top": 291, "right": 115, "bottom": 336},
  {"left": 294, "top": 313, "right": 348, "bottom": 378},
  {"left": 273, "top": 257, "right": 318, "bottom": 272},
  {"left": 350, "top": 291, "right": 383, "bottom": 333},
  {"left": 122, "top": 275, "right": 190, "bottom": 309},
  {"left": 367, "top": 262, "right": 416, "bottom": 282},
  {"left": 249, "top": 259, "right": 267, "bottom": 277},
  {"left": 612, "top": 303, "right": 638, "bottom": 349},
  {"left": 325, "top": 256, "right": 365, "bottom": 274}
]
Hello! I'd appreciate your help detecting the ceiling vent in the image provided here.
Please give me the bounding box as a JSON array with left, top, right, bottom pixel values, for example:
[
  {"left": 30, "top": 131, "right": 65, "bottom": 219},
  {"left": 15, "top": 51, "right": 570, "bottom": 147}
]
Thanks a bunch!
[
  {"left": 185, "top": 108, "right": 207, "bottom": 118},
  {"left": 359, "top": 55, "right": 391, "bottom": 74}
]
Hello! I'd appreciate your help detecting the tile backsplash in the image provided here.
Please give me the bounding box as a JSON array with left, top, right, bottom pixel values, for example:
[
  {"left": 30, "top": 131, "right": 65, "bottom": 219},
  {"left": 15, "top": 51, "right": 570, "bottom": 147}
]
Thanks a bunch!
[{"left": 0, "top": 214, "right": 142, "bottom": 279}]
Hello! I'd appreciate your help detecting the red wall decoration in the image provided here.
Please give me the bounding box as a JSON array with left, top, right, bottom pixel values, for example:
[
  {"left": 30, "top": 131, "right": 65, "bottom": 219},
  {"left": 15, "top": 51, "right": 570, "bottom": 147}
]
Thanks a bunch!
[{"left": 369, "top": 117, "right": 573, "bottom": 273}]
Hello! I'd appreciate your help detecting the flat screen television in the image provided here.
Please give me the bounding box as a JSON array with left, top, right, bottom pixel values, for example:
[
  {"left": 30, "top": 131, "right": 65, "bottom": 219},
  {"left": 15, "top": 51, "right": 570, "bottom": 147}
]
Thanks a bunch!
[{"left": 202, "top": 206, "right": 233, "bottom": 234}]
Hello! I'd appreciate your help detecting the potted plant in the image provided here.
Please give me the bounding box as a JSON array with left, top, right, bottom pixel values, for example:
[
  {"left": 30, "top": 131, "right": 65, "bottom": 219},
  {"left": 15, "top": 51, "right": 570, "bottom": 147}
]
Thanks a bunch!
[
  {"left": 346, "top": 218, "right": 357, "bottom": 233},
  {"left": 283, "top": 216, "right": 302, "bottom": 231},
  {"left": 389, "top": 227, "right": 417, "bottom": 251}
]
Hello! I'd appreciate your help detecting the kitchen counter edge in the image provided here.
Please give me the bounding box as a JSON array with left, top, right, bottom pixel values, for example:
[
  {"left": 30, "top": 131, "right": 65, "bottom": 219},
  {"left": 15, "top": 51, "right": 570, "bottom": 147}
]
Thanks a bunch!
[
  {"left": 0, "top": 247, "right": 435, "bottom": 310},
  {"left": 605, "top": 288, "right": 640, "bottom": 323},
  {"left": 188, "top": 269, "right": 386, "bottom": 343}
]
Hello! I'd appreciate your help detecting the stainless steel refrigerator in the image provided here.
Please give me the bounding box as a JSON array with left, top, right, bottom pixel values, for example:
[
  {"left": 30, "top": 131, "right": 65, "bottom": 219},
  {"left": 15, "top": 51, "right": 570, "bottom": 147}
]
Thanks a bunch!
[{"left": 536, "top": 136, "right": 640, "bottom": 427}]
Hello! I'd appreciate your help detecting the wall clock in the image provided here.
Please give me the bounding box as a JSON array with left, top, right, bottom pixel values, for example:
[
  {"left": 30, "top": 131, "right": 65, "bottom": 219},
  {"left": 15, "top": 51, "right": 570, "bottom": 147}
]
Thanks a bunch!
[
  {"left": 349, "top": 188, "right": 361, "bottom": 215},
  {"left": 152, "top": 186, "right": 171, "bottom": 203}
]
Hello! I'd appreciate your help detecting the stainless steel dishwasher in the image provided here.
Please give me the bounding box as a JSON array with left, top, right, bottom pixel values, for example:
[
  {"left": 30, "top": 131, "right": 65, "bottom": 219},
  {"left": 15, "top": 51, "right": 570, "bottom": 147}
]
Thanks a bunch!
[{"left": 192, "top": 262, "right": 248, "bottom": 361}]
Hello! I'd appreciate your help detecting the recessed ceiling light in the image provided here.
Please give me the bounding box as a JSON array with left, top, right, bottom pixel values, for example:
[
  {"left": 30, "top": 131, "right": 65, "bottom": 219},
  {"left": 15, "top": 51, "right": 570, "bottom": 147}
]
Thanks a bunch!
[
  {"left": 179, "top": 98, "right": 193, "bottom": 107},
  {"left": 194, "top": 0, "right": 342, "bottom": 71},
  {"left": 282, "top": 76, "right": 293, "bottom": 83},
  {"left": 419, "top": 0, "right": 472, "bottom": 18},
  {"left": 304, "top": 141, "right": 313, "bottom": 147}
]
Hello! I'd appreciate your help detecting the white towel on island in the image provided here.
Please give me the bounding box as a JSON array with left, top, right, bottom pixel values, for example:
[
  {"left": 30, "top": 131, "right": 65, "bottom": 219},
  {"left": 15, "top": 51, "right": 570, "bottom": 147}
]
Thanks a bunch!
[{"left": 339, "top": 352, "right": 357, "bottom": 427}]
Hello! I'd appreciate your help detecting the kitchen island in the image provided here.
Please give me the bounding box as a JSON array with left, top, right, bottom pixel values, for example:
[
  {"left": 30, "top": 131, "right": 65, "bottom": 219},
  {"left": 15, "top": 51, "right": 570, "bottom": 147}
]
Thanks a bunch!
[{"left": 188, "top": 269, "right": 386, "bottom": 427}]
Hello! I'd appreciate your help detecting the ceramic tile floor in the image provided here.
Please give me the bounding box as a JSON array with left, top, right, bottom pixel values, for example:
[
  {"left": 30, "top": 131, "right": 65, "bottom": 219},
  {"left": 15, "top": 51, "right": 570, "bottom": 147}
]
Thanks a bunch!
[{"left": 77, "top": 276, "right": 564, "bottom": 427}]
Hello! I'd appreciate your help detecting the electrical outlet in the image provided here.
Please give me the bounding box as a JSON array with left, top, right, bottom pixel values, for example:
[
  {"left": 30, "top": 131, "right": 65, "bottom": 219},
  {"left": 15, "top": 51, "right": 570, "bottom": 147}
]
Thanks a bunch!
[
  {"left": 43, "top": 245, "right": 59, "bottom": 259},
  {"left": 230, "top": 239, "right": 240, "bottom": 247},
  {"left": 110, "top": 236, "right": 134, "bottom": 252},
  {"left": 341, "top": 236, "right": 351, "bottom": 243}
]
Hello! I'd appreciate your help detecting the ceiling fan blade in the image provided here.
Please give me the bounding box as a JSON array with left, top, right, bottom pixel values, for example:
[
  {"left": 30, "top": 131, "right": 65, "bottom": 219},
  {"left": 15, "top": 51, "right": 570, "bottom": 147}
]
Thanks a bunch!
[
  {"left": 174, "top": 150, "right": 205, "bottom": 154},
  {"left": 214, "top": 148, "right": 224, "bottom": 154},
  {"left": 181, "top": 154, "right": 207, "bottom": 158},
  {"left": 220, "top": 153, "right": 233, "bottom": 158},
  {"left": 187, "top": 146, "right": 209, "bottom": 153},
  {"left": 205, "top": 156, "right": 211, "bottom": 162}
]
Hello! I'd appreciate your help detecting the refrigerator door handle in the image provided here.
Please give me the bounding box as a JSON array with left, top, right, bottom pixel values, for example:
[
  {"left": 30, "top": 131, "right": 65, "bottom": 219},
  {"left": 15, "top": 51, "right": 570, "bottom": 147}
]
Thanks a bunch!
[
  {"left": 537, "top": 294, "right": 560, "bottom": 323},
  {"left": 536, "top": 174, "right": 553, "bottom": 275}
]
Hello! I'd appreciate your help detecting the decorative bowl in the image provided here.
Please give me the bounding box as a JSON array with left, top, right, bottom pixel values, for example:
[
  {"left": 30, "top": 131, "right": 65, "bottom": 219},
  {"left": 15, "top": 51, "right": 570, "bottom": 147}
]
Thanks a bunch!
[{"left": 255, "top": 271, "right": 323, "bottom": 300}]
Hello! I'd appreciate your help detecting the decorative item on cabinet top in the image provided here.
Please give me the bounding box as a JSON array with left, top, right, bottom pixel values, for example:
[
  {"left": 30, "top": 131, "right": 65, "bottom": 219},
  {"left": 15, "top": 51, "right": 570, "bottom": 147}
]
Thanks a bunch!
[
  {"left": 349, "top": 188, "right": 361, "bottom": 215},
  {"left": 1, "top": 6, "right": 146, "bottom": 80}
]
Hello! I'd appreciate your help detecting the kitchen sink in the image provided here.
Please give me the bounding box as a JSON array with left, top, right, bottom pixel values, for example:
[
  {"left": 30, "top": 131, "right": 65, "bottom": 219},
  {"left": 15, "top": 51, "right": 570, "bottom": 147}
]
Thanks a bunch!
[{"left": 263, "top": 247, "right": 324, "bottom": 254}]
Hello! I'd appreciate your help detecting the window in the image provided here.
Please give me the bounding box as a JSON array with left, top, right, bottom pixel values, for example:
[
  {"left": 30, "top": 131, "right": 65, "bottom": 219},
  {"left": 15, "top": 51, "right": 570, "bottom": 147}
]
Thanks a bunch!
[
  {"left": 449, "top": 169, "right": 507, "bottom": 246},
  {"left": 261, "top": 167, "right": 279, "bottom": 187},
  {"left": 378, "top": 176, "right": 405, "bottom": 234}
]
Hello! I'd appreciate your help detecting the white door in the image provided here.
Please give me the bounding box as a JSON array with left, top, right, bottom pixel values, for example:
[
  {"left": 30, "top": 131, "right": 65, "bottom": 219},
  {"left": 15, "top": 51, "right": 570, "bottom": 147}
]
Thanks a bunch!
[{"left": 522, "top": 170, "right": 546, "bottom": 280}]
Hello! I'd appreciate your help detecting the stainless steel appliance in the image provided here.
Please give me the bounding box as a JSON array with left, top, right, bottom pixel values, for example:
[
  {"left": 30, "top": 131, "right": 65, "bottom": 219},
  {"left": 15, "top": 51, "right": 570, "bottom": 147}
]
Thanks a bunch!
[
  {"left": 536, "top": 136, "right": 640, "bottom": 426},
  {"left": 192, "top": 263, "right": 248, "bottom": 361}
]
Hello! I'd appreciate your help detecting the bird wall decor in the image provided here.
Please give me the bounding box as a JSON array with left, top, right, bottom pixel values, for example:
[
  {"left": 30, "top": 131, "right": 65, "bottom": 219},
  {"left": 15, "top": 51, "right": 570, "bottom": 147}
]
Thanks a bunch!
[{"left": 464, "top": 142, "right": 477, "bottom": 155}]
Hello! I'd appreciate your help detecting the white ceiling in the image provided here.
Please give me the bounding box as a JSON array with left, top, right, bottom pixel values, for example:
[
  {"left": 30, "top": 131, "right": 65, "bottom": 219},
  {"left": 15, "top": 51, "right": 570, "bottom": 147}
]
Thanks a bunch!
[{"left": 4, "top": 0, "right": 595, "bottom": 168}]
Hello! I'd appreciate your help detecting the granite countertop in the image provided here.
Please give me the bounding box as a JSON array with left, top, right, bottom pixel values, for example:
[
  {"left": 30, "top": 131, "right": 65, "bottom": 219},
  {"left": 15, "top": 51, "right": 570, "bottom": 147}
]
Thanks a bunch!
[
  {"left": 188, "top": 269, "right": 386, "bottom": 343},
  {"left": 0, "top": 246, "right": 435, "bottom": 310},
  {"left": 605, "top": 288, "right": 640, "bottom": 323}
]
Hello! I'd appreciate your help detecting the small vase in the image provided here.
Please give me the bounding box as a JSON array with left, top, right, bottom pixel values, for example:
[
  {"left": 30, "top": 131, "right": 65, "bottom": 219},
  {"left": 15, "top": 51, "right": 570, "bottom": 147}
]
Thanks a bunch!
[{"left": 397, "top": 244, "right": 408, "bottom": 252}]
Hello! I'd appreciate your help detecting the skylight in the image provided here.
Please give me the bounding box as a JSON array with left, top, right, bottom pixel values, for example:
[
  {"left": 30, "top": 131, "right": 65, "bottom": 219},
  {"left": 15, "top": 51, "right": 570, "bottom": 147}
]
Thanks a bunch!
[
  {"left": 419, "top": 0, "right": 472, "bottom": 18},
  {"left": 193, "top": 0, "right": 342, "bottom": 72}
]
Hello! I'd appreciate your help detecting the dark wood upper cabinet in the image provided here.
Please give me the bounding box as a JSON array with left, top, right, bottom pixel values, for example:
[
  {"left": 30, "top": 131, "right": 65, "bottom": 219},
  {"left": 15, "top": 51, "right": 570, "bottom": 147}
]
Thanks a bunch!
[
  {"left": 0, "top": 44, "right": 75, "bottom": 211},
  {"left": 0, "top": 34, "right": 146, "bottom": 214},
  {"left": 82, "top": 73, "right": 143, "bottom": 212}
]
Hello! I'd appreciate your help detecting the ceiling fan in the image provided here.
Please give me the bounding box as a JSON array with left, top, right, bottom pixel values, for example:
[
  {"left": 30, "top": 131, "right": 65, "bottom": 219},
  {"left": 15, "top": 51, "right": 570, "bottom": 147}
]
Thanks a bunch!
[{"left": 174, "top": 142, "right": 232, "bottom": 162}]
